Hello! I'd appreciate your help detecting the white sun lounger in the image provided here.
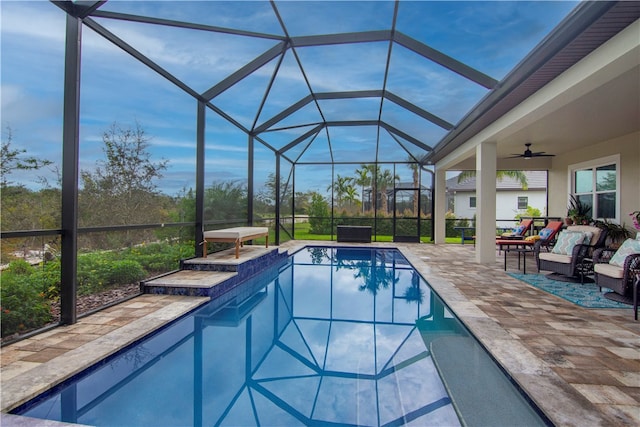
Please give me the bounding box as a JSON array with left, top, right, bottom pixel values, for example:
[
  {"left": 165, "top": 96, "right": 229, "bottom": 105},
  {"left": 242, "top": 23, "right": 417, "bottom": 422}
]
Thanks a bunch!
[{"left": 202, "top": 227, "right": 269, "bottom": 258}]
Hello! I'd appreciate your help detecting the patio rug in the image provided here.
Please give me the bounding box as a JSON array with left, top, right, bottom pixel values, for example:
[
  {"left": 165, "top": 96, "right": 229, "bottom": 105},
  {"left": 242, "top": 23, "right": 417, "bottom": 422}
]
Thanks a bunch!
[{"left": 507, "top": 272, "right": 631, "bottom": 309}]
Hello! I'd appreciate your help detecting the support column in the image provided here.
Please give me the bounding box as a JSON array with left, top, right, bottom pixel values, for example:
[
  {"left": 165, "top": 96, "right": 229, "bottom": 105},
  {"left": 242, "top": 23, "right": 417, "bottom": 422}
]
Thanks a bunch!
[
  {"left": 476, "top": 142, "right": 497, "bottom": 264},
  {"left": 248, "top": 136, "right": 254, "bottom": 226},
  {"left": 434, "top": 168, "right": 447, "bottom": 244},
  {"left": 195, "top": 101, "right": 205, "bottom": 257},
  {"left": 60, "top": 14, "right": 82, "bottom": 325},
  {"left": 275, "top": 154, "right": 280, "bottom": 245}
]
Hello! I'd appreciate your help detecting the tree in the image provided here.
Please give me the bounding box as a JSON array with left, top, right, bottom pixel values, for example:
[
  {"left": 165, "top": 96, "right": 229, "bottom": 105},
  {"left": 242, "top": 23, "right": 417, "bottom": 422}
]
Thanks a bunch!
[
  {"left": 353, "top": 166, "right": 371, "bottom": 213},
  {"left": 1, "top": 127, "right": 59, "bottom": 260},
  {"left": 204, "top": 181, "right": 247, "bottom": 222},
  {"left": 327, "top": 174, "right": 355, "bottom": 211},
  {"left": 79, "top": 122, "right": 169, "bottom": 246},
  {"left": 457, "top": 170, "right": 528, "bottom": 190},
  {"left": 1, "top": 126, "right": 52, "bottom": 188},
  {"left": 377, "top": 168, "right": 399, "bottom": 214},
  {"left": 407, "top": 159, "right": 420, "bottom": 216},
  {"left": 343, "top": 185, "right": 359, "bottom": 211},
  {"left": 258, "top": 172, "right": 293, "bottom": 216},
  {"left": 307, "top": 192, "right": 331, "bottom": 234}
]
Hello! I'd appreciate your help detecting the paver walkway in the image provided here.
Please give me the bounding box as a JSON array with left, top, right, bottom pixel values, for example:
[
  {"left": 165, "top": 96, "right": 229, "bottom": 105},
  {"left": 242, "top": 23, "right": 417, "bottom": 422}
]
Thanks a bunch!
[{"left": 1, "top": 242, "right": 638, "bottom": 426}]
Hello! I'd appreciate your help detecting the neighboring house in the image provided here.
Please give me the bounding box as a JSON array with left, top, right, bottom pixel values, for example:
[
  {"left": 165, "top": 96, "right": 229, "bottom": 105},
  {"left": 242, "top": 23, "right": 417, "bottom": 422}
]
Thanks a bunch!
[{"left": 446, "top": 171, "right": 548, "bottom": 227}]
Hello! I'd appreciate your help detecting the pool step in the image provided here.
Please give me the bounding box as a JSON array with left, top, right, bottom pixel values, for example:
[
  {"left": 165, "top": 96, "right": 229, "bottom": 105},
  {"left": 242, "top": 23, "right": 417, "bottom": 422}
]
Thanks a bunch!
[
  {"left": 142, "top": 270, "right": 238, "bottom": 291},
  {"left": 141, "top": 246, "right": 289, "bottom": 298}
]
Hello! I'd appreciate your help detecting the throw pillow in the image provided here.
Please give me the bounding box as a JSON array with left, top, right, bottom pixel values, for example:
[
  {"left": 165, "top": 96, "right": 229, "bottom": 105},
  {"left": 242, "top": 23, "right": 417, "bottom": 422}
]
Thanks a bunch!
[
  {"left": 551, "top": 231, "right": 586, "bottom": 255},
  {"left": 513, "top": 225, "right": 526, "bottom": 235},
  {"left": 525, "top": 235, "right": 540, "bottom": 242},
  {"left": 609, "top": 238, "right": 640, "bottom": 267},
  {"left": 538, "top": 228, "right": 553, "bottom": 240}
]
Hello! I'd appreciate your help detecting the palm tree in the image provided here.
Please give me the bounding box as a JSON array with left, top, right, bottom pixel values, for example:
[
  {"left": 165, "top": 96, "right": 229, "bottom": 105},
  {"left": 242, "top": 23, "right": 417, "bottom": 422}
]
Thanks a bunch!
[
  {"left": 407, "top": 159, "right": 420, "bottom": 216},
  {"left": 343, "top": 185, "right": 359, "bottom": 211},
  {"left": 457, "top": 170, "right": 528, "bottom": 190},
  {"left": 354, "top": 166, "right": 371, "bottom": 213},
  {"left": 327, "top": 174, "right": 355, "bottom": 210},
  {"left": 366, "top": 164, "right": 381, "bottom": 212},
  {"left": 354, "top": 164, "right": 380, "bottom": 213},
  {"left": 377, "top": 168, "right": 400, "bottom": 214},
  {"left": 354, "top": 166, "right": 371, "bottom": 212}
]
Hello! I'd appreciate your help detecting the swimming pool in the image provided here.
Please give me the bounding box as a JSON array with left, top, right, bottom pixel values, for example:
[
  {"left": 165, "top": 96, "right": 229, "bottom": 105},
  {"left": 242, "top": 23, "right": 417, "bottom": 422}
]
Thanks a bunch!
[{"left": 14, "top": 246, "right": 549, "bottom": 426}]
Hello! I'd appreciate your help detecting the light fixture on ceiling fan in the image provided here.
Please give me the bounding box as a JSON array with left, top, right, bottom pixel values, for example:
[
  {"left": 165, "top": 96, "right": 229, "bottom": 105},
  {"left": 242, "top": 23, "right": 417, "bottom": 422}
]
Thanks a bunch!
[{"left": 508, "top": 143, "right": 555, "bottom": 159}]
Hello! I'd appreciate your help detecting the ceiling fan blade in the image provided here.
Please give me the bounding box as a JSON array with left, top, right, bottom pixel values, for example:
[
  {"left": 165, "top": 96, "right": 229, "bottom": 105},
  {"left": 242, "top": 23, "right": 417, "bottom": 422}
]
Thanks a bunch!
[{"left": 505, "top": 144, "right": 555, "bottom": 159}]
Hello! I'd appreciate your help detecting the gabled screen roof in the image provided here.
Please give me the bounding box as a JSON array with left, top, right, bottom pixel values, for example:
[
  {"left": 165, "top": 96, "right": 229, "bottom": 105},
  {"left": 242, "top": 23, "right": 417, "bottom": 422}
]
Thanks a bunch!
[
  {"left": 79, "top": 0, "right": 579, "bottom": 166},
  {"left": 1, "top": 0, "right": 589, "bottom": 199}
]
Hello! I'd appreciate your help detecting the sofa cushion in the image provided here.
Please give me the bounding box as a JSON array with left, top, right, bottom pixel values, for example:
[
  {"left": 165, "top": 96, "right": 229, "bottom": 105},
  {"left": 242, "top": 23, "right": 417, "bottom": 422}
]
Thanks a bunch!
[
  {"left": 539, "top": 252, "right": 572, "bottom": 264},
  {"left": 566, "top": 225, "right": 601, "bottom": 245},
  {"left": 551, "top": 231, "right": 586, "bottom": 255},
  {"left": 594, "top": 262, "right": 625, "bottom": 279},
  {"left": 609, "top": 238, "right": 640, "bottom": 267}
]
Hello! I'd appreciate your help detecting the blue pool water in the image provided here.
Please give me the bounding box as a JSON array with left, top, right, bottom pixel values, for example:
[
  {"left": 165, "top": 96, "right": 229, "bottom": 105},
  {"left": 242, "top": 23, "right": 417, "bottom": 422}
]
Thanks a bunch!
[{"left": 14, "top": 247, "right": 548, "bottom": 426}]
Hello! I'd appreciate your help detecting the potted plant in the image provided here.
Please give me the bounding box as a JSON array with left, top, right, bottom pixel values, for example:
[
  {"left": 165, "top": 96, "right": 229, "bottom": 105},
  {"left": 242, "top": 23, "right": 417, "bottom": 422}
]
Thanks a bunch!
[
  {"left": 630, "top": 210, "right": 640, "bottom": 231},
  {"left": 594, "top": 219, "right": 633, "bottom": 249},
  {"left": 567, "top": 195, "right": 592, "bottom": 225}
]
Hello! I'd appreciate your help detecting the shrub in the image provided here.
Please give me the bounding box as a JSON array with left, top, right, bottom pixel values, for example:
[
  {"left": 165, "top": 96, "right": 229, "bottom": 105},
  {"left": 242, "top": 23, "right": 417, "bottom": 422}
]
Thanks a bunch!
[
  {"left": 4, "top": 259, "right": 35, "bottom": 275},
  {"left": 1, "top": 266, "right": 52, "bottom": 337},
  {"left": 308, "top": 193, "right": 332, "bottom": 234},
  {"left": 104, "top": 260, "right": 146, "bottom": 286},
  {"left": 122, "top": 242, "right": 192, "bottom": 273}
]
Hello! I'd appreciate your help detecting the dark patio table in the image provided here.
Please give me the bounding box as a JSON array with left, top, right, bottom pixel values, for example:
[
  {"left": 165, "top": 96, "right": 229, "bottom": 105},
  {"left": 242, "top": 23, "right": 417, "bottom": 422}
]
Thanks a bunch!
[{"left": 504, "top": 247, "right": 534, "bottom": 274}]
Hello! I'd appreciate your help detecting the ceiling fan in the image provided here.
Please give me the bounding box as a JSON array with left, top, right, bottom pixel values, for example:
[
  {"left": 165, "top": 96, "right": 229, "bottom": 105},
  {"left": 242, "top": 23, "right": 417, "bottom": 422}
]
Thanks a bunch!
[{"left": 508, "top": 143, "right": 555, "bottom": 159}]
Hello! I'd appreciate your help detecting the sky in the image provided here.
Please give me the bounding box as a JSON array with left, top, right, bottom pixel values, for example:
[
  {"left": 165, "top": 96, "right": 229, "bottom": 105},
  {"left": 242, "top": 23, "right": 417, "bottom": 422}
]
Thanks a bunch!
[{"left": 1, "top": 0, "right": 579, "bottom": 196}]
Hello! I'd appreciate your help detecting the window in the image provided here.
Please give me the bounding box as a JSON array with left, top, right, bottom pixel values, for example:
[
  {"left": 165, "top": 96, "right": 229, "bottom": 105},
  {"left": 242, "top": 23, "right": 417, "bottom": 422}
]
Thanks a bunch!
[
  {"left": 469, "top": 196, "right": 476, "bottom": 208},
  {"left": 517, "top": 196, "right": 528, "bottom": 210},
  {"left": 570, "top": 156, "right": 619, "bottom": 220}
]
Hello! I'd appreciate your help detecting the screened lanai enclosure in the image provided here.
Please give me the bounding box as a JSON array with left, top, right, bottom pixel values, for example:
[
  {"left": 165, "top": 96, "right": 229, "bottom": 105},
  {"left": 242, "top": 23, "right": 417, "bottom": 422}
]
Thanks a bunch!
[{"left": 2, "top": 0, "right": 619, "bottom": 334}]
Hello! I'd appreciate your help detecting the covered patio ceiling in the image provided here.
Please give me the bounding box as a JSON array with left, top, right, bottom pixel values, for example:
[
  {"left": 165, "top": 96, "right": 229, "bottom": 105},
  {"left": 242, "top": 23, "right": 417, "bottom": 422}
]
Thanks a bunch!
[
  {"left": 49, "top": 0, "right": 639, "bottom": 170},
  {"left": 433, "top": 1, "right": 640, "bottom": 171}
]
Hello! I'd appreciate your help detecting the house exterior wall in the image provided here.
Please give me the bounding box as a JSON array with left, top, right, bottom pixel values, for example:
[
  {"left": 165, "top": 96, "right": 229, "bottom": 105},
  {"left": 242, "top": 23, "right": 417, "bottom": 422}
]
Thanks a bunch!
[
  {"left": 548, "top": 131, "right": 640, "bottom": 224},
  {"left": 453, "top": 189, "right": 546, "bottom": 228}
]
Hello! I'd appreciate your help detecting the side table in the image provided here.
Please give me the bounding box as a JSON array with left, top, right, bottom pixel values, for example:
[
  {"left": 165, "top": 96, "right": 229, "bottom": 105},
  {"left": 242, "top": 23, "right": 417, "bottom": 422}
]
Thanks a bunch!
[{"left": 577, "top": 258, "right": 594, "bottom": 284}]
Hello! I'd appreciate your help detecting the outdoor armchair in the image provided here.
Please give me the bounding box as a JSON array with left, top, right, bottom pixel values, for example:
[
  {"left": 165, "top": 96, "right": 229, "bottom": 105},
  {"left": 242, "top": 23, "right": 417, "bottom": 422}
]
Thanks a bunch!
[
  {"left": 536, "top": 225, "right": 607, "bottom": 278},
  {"left": 593, "top": 238, "right": 640, "bottom": 299}
]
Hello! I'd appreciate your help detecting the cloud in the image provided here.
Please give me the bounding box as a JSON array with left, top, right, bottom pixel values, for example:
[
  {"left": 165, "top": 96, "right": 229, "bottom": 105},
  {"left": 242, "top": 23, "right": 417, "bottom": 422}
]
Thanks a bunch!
[{"left": 0, "top": 2, "right": 66, "bottom": 43}]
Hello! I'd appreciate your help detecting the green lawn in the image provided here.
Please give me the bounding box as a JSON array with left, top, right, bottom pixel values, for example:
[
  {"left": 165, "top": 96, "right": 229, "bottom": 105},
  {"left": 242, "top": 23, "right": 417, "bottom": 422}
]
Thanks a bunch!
[
  {"left": 254, "top": 222, "right": 474, "bottom": 244},
  {"left": 288, "top": 222, "right": 440, "bottom": 243}
]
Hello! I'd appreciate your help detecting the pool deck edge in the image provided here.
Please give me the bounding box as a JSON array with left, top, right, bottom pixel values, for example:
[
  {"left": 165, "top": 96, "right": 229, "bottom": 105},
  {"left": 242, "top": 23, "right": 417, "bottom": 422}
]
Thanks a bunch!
[{"left": 1, "top": 295, "right": 209, "bottom": 413}]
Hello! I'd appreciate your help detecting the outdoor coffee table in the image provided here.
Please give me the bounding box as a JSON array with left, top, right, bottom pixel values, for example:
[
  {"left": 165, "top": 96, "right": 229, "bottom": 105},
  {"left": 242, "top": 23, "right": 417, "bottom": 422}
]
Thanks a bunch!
[{"left": 504, "top": 247, "right": 534, "bottom": 274}]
